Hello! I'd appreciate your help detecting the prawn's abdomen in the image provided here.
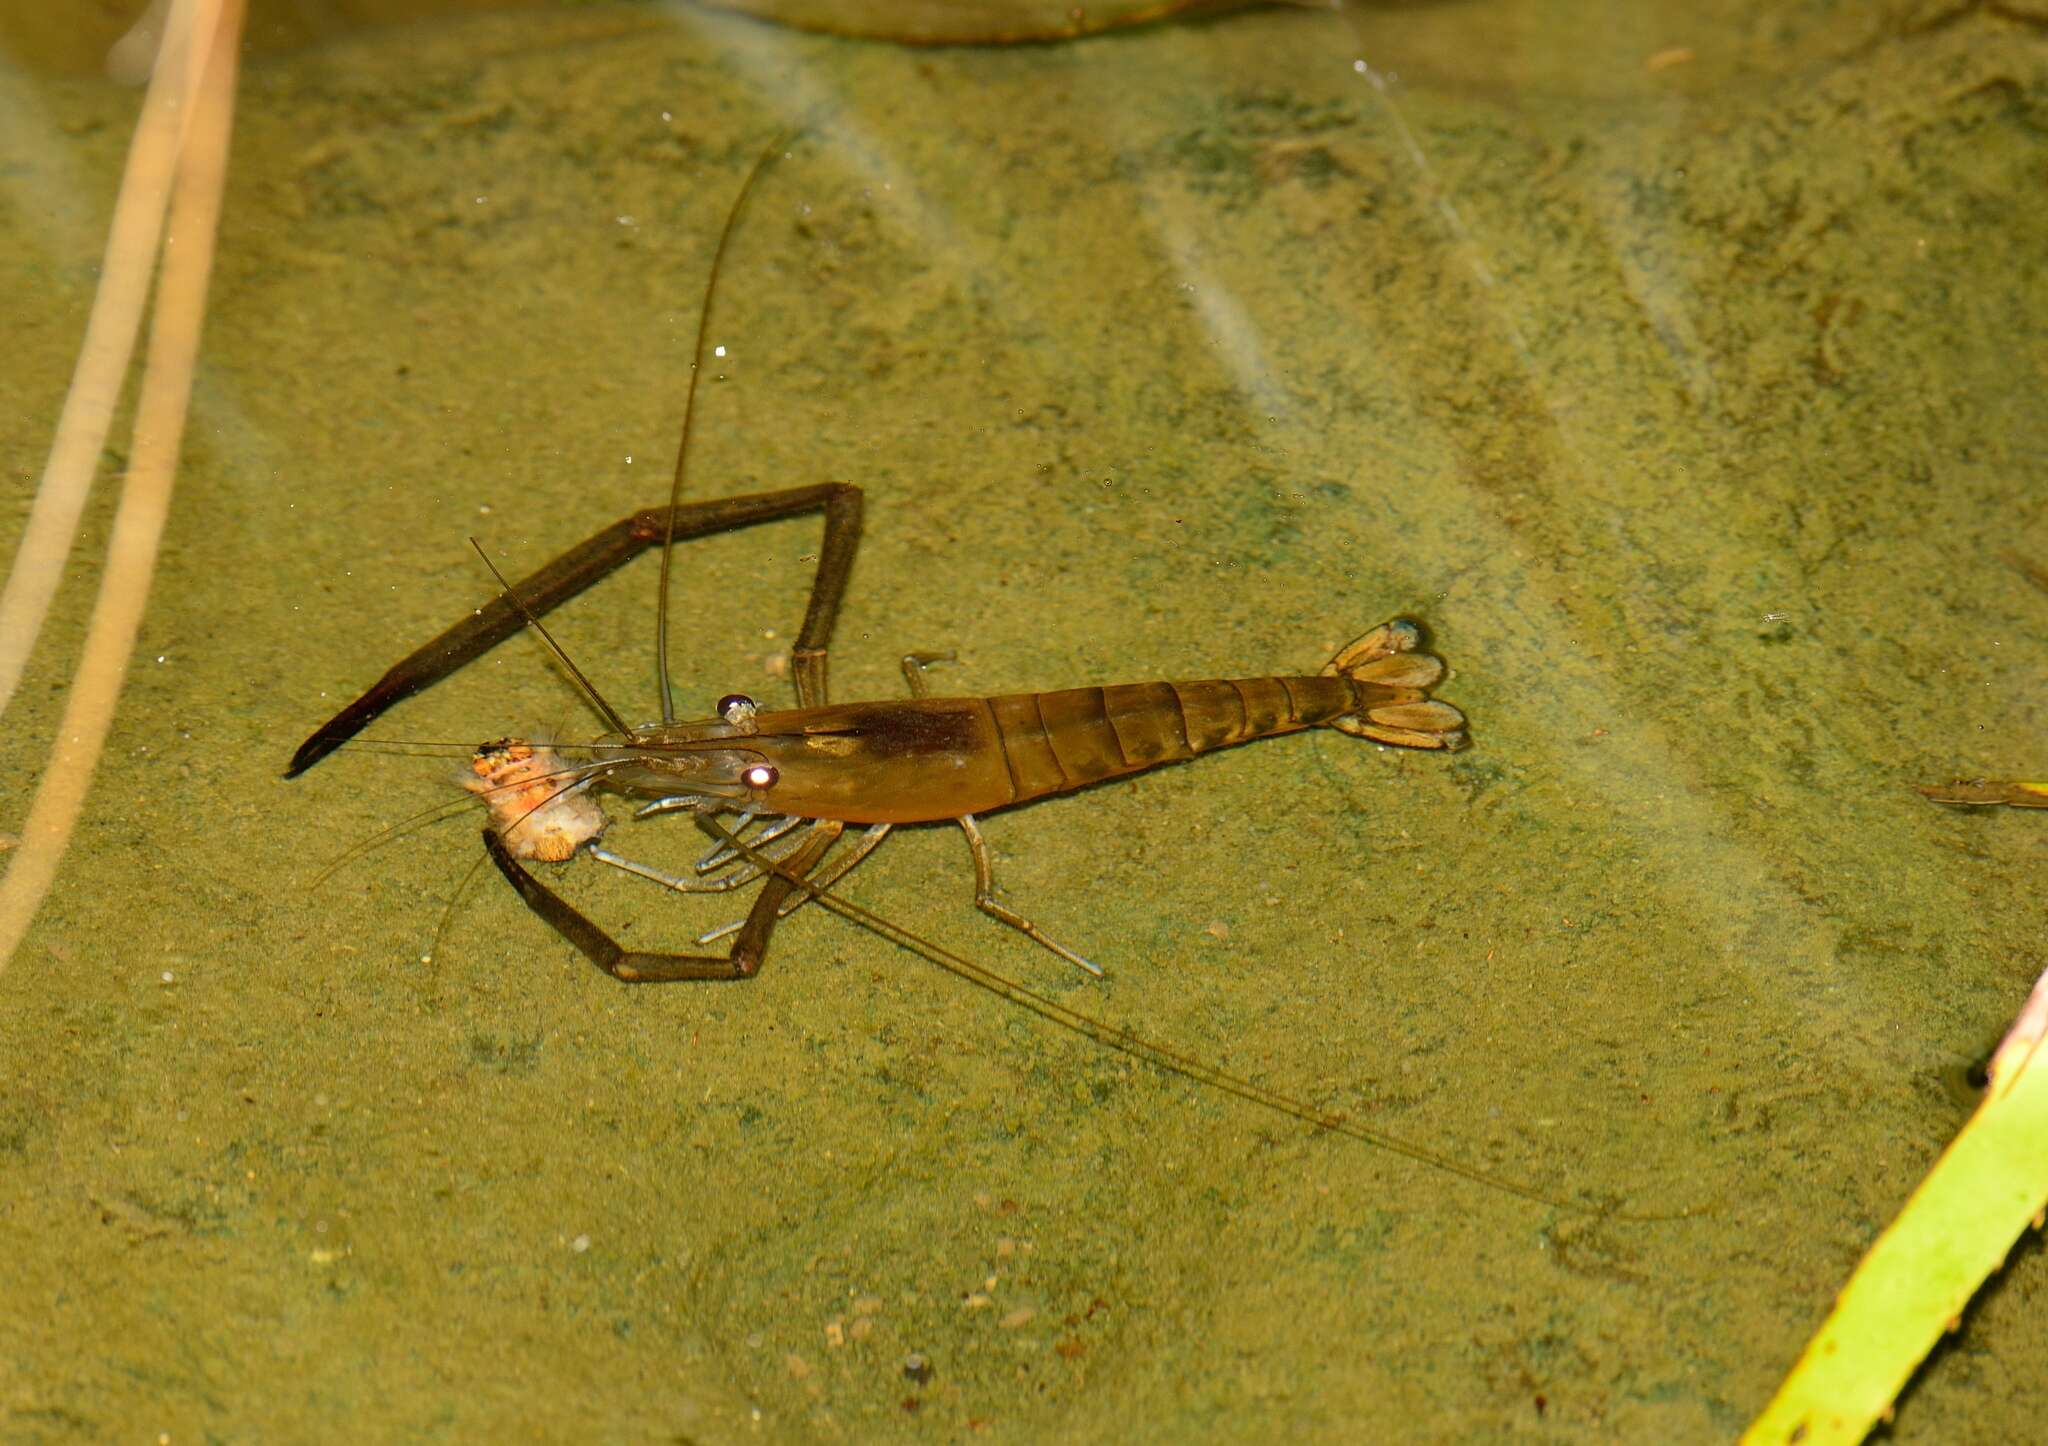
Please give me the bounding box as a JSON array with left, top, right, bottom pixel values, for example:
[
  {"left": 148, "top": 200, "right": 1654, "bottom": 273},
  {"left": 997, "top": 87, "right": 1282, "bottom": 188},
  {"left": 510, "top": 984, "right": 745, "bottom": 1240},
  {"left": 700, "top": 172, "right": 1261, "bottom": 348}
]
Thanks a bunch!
[
  {"left": 985, "top": 678, "right": 1354, "bottom": 805},
  {"left": 742, "top": 677, "right": 1360, "bottom": 824}
]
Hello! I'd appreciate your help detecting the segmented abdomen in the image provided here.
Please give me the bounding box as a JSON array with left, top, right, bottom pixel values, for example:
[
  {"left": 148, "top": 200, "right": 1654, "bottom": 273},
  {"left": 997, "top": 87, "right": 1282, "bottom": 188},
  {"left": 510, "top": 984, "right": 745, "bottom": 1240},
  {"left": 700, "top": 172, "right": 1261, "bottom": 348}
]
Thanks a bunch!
[{"left": 983, "top": 676, "right": 1356, "bottom": 807}]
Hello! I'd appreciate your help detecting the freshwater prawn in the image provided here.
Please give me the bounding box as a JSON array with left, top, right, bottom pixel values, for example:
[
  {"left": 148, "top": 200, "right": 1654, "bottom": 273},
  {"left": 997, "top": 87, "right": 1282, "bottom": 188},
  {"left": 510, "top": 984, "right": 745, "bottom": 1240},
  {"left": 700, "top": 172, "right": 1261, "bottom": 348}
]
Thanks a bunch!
[{"left": 286, "top": 139, "right": 1633, "bottom": 1216}]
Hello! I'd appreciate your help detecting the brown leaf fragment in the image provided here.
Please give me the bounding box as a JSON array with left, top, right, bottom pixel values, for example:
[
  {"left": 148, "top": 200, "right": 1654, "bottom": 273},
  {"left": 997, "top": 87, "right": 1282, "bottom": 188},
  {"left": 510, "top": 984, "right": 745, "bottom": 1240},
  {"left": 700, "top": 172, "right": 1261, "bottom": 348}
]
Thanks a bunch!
[
  {"left": 695, "top": 0, "right": 1276, "bottom": 46},
  {"left": 1916, "top": 780, "right": 2048, "bottom": 808}
]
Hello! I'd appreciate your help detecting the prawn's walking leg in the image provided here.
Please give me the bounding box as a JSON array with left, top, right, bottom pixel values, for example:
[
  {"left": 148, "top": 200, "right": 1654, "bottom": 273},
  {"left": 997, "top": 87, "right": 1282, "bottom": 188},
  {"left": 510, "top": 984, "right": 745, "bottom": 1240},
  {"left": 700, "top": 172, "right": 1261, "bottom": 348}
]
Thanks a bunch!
[
  {"left": 956, "top": 814, "right": 1104, "bottom": 979},
  {"left": 286, "top": 482, "right": 863, "bottom": 775},
  {"left": 895, "top": 649, "right": 1104, "bottom": 978},
  {"left": 590, "top": 819, "right": 821, "bottom": 894},
  {"left": 691, "top": 821, "right": 890, "bottom": 946}
]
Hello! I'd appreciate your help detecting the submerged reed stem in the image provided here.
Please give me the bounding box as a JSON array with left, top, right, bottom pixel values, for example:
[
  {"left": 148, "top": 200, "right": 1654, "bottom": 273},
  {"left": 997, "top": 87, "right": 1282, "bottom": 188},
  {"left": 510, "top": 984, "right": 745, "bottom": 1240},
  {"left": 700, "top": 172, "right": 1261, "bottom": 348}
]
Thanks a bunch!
[{"left": 0, "top": 0, "right": 245, "bottom": 972}]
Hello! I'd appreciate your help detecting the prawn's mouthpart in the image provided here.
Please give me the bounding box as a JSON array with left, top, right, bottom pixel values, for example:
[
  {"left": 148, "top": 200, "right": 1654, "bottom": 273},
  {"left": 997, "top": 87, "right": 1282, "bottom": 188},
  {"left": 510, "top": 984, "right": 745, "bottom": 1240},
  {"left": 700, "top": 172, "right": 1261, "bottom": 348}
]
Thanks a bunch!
[{"left": 464, "top": 739, "right": 607, "bottom": 861}]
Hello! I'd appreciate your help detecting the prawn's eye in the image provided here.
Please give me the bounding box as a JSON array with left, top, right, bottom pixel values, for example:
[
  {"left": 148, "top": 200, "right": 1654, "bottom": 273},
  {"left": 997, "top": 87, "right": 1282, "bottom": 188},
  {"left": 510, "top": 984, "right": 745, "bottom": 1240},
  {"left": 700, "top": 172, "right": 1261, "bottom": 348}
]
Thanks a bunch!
[
  {"left": 717, "top": 693, "right": 758, "bottom": 725},
  {"left": 742, "top": 763, "right": 778, "bottom": 790}
]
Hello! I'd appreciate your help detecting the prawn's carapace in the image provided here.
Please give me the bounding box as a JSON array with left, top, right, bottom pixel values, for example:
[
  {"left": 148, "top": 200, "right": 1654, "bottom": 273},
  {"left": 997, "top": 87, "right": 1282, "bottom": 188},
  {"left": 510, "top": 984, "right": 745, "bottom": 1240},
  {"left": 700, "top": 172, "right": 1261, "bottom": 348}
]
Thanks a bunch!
[{"left": 464, "top": 739, "right": 606, "bottom": 861}]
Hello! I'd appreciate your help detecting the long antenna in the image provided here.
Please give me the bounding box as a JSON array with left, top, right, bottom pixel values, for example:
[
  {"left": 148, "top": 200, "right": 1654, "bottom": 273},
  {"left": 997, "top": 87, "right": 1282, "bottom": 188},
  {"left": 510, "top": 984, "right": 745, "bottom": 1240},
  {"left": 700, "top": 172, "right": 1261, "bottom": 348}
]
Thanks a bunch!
[
  {"left": 696, "top": 817, "right": 1700, "bottom": 1223},
  {"left": 655, "top": 134, "right": 795, "bottom": 724}
]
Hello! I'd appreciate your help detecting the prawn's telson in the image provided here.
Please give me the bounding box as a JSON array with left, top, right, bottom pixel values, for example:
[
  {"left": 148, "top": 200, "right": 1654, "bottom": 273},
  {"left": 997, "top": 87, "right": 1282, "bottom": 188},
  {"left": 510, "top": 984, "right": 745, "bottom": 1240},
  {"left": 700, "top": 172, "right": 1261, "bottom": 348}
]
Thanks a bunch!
[{"left": 465, "top": 739, "right": 606, "bottom": 861}]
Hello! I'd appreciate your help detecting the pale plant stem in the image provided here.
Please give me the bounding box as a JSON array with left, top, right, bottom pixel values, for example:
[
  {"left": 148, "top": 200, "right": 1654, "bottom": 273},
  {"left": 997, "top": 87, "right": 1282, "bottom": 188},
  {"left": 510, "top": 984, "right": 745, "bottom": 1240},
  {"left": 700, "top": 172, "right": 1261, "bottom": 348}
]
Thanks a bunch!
[
  {"left": 0, "top": 0, "right": 244, "bottom": 973},
  {"left": 0, "top": 0, "right": 209, "bottom": 717}
]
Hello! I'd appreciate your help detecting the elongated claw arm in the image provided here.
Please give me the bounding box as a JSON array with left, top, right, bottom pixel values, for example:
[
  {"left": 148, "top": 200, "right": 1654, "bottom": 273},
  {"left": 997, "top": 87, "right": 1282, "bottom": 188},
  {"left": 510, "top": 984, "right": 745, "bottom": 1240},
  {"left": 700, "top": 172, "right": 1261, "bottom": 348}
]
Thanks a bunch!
[
  {"left": 483, "top": 829, "right": 762, "bottom": 980},
  {"left": 287, "top": 483, "right": 863, "bottom": 777}
]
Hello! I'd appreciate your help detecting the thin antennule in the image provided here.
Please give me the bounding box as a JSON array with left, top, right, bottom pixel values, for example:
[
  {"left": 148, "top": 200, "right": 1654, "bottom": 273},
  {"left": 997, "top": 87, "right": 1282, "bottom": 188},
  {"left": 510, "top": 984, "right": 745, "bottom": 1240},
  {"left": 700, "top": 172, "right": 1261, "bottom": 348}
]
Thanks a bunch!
[
  {"left": 425, "top": 847, "right": 496, "bottom": 966},
  {"left": 655, "top": 131, "right": 798, "bottom": 725},
  {"left": 314, "top": 748, "right": 609, "bottom": 888},
  {"left": 467, "top": 538, "right": 634, "bottom": 739},
  {"left": 311, "top": 791, "right": 494, "bottom": 888}
]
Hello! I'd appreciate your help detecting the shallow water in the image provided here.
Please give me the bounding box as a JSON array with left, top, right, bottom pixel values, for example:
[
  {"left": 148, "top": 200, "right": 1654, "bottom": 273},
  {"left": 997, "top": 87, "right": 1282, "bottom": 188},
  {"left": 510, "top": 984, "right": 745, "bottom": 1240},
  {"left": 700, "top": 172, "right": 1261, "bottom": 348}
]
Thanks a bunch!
[{"left": 2, "top": 1, "right": 2044, "bottom": 1439}]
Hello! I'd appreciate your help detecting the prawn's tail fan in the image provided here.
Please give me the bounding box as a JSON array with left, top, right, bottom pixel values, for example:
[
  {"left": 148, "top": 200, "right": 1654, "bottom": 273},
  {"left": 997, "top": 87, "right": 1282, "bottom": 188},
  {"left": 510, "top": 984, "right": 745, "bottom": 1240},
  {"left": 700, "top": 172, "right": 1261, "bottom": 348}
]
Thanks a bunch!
[{"left": 1322, "top": 620, "right": 1468, "bottom": 750}]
